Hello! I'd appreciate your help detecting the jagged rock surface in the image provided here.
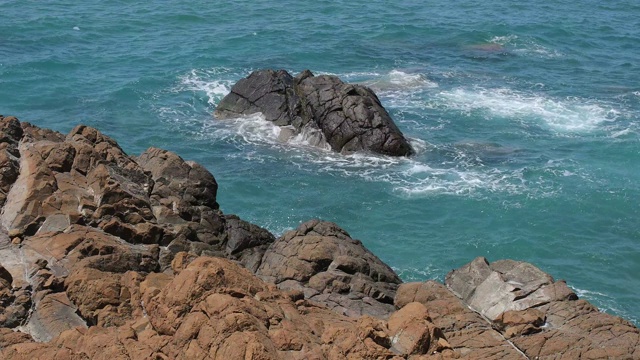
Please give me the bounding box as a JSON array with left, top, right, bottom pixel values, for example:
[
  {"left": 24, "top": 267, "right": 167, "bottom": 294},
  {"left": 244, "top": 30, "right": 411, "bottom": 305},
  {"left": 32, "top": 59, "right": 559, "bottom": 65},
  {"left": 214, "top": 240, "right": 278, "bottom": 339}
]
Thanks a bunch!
[
  {"left": 214, "top": 69, "right": 415, "bottom": 156},
  {"left": 257, "top": 219, "right": 401, "bottom": 318},
  {"left": 440, "top": 257, "right": 640, "bottom": 359},
  {"left": 0, "top": 115, "right": 638, "bottom": 359}
]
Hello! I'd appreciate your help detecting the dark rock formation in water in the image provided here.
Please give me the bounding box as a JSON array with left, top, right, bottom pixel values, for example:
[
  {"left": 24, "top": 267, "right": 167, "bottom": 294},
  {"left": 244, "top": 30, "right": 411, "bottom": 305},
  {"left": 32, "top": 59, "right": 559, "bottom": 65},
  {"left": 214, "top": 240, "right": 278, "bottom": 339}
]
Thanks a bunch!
[
  {"left": 214, "top": 69, "right": 415, "bottom": 156},
  {"left": 0, "top": 115, "right": 638, "bottom": 359}
]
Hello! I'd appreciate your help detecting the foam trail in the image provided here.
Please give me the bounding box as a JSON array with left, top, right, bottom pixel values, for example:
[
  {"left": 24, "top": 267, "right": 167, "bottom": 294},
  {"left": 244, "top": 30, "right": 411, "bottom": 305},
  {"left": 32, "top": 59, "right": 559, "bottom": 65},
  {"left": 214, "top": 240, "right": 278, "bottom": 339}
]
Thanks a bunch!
[
  {"left": 571, "top": 286, "right": 637, "bottom": 324},
  {"left": 438, "top": 87, "right": 620, "bottom": 132},
  {"left": 487, "top": 34, "right": 563, "bottom": 58},
  {"left": 180, "top": 70, "right": 234, "bottom": 106},
  {"left": 159, "top": 68, "right": 584, "bottom": 201}
]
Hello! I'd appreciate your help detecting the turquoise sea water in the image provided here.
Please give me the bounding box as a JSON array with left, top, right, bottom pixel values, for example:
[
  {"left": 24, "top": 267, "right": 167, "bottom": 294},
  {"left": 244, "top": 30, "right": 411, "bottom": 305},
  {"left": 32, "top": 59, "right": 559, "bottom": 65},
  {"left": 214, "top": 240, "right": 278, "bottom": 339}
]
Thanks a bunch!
[{"left": 2, "top": 0, "right": 639, "bottom": 324}]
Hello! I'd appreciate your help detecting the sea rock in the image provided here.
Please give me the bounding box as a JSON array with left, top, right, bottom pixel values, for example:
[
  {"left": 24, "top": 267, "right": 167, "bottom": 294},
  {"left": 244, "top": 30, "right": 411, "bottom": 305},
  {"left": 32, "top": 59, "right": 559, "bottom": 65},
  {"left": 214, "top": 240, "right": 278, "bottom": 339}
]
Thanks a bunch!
[
  {"left": 1, "top": 254, "right": 447, "bottom": 360},
  {"left": 443, "top": 257, "right": 640, "bottom": 358},
  {"left": 215, "top": 69, "right": 414, "bottom": 156},
  {"left": 0, "top": 115, "right": 638, "bottom": 359},
  {"left": 256, "top": 219, "right": 401, "bottom": 318},
  {"left": 0, "top": 116, "right": 22, "bottom": 207}
]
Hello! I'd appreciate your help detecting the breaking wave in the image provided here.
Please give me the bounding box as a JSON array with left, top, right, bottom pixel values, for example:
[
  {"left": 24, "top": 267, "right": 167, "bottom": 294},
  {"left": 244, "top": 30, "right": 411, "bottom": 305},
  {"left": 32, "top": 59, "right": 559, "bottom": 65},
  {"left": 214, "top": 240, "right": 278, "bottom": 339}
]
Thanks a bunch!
[{"left": 154, "top": 67, "right": 603, "bottom": 200}]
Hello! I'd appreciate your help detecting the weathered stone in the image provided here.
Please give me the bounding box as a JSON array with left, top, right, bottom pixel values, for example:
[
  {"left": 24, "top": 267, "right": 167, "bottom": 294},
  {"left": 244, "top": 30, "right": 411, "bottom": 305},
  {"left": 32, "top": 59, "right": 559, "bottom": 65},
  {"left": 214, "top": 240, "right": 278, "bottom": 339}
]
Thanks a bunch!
[
  {"left": 257, "top": 219, "right": 400, "bottom": 318},
  {"left": 215, "top": 69, "right": 414, "bottom": 156},
  {"left": 396, "top": 281, "right": 525, "bottom": 359},
  {"left": 387, "top": 302, "right": 448, "bottom": 355},
  {"left": 446, "top": 257, "right": 558, "bottom": 320},
  {"left": 22, "top": 291, "right": 87, "bottom": 342},
  {"left": 444, "top": 258, "right": 640, "bottom": 358},
  {"left": 1, "top": 117, "right": 638, "bottom": 360}
]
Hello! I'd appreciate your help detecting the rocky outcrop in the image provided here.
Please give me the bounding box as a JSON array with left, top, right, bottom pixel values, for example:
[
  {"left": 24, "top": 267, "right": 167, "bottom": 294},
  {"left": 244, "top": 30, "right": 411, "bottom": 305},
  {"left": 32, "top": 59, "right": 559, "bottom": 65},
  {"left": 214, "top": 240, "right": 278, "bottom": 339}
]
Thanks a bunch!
[
  {"left": 442, "top": 257, "right": 640, "bottom": 359},
  {"left": 214, "top": 69, "right": 415, "bottom": 156},
  {"left": 0, "top": 115, "right": 638, "bottom": 359},
  {"left": 256, "top": 220, "right": 401, "bottom": 318}
]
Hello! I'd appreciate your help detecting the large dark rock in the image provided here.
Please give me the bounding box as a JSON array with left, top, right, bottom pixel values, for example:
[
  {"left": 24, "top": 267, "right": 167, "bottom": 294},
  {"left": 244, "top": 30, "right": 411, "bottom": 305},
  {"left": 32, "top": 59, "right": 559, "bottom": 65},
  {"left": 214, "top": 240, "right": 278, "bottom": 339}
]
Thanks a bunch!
[{"left": 215, "top": 69, "right": 414, "bottom": 156}]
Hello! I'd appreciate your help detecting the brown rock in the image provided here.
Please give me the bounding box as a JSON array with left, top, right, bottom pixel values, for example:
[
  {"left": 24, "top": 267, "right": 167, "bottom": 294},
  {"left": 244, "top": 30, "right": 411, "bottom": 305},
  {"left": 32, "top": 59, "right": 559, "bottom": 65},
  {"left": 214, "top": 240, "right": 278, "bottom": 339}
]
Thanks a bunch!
[
  {"left": 257, "top": 219, "right": 401, "bottom": 318},
  {"left": 1, "top": 117, "right": 638, "bottom": 360},
  {"left": 395, "top": 281, "right": 525, "bottom": 359},
  {"left": 0, "top": 328, "right": 33, "bottom": 348},
  {"left": 444, "top": 258, "right": 640, "bottom": 359},
  {"left": 388, "top": 302, "right": 448, "bottom": 355}
]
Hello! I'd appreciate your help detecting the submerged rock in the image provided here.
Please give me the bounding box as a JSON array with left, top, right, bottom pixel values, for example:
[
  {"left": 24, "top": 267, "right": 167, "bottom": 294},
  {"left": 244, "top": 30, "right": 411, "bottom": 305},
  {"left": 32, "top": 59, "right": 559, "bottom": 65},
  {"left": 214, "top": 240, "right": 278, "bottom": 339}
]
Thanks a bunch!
[
  {"left": 0, "top": 115, "right": 638, "bottom": 359},
  {"left": 215, "top": 69, "right": 415, "bottom": 156}
]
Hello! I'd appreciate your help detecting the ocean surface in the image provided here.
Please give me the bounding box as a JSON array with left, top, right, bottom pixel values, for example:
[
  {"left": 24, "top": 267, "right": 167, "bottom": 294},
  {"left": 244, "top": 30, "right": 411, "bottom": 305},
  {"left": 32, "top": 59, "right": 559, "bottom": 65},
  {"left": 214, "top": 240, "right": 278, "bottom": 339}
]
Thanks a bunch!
[{"left": 1, "top": 0, "right": 639, "bottom": 324}]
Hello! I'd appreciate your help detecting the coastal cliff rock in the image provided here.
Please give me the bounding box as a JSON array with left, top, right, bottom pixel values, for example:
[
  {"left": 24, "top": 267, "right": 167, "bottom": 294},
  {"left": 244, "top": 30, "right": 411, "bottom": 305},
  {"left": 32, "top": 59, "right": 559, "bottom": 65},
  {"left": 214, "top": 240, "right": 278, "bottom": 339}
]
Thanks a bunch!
[
  {"left": 0, "top": 115, "right": 638, "bottom": 359},
  {"left": 257, "top": 220, "right": 401, "bottom": 318},
  {"left": 443, "top": 257, "right": 640, "bottom": 358},
  {"left": 214, "top": 69, "right": 415, "bottom": 156}
]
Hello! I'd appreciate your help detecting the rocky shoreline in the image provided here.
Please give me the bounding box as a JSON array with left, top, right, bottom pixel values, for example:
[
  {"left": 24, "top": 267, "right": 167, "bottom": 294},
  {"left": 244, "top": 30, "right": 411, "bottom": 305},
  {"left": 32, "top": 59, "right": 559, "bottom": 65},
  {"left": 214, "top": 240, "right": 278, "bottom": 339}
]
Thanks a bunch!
[{"left": 0, "top": 114, "right": 638, "bottom": 359}]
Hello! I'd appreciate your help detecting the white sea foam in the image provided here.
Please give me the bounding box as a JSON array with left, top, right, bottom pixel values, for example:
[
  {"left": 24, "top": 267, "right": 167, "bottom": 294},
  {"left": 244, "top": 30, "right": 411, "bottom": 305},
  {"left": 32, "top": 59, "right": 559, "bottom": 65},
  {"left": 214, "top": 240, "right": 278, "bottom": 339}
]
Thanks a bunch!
[
  {"left": 437, "top": 87, "right": 620, "bottom": 132},
  {"left": 288, "top": 126, "right": 332, "bottom": 151},
  {"left": 489, "top": 34, "right": 519, "bottom": 45},
  {"left": 211, "top": 113, "right": 280, "bottom": 145},
  {"left": 162, "top": 105, "right": 560, "bottom": 199},
  {"left": 158, "top": 68, "right": 587, "bottom": 200},
  {"left": 571, "top": 286, "right": 636, "bottom": 324},
  {"left": 573, "top": 287, "right": 610, "bottom": 299},
  {"left": 610, "top": 128, "right": 633, "bottom": 138},
  {"left": 179, "top": 69, "right": 234, "bottom": 106},
  {"left": 394, "top": 166, "right": 527, "bottom": 197},
  {"left": 393, "top": 265, "right": 443, "bottom": 282}
]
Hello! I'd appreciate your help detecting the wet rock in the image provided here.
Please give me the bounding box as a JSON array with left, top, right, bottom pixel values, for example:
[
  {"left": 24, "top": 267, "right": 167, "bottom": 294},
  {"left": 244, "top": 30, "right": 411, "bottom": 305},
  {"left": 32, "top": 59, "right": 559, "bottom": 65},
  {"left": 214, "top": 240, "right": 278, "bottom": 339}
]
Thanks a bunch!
[
  {"left": 136, "top": 147, "right": 218, "bottom": 210},
  {"left": 214, "top": 69, "right": 302, "bottom": 127},
  {"left": 0, "top": 116, "right": 22, "bottom": 207},
  {"left": 215, "top": 69, "right": 414, "bottom": 156},
  {"left": 224, "top": 214, "right": 275, "bottom": 272},
  {"left": 295, "top": 70, "right": 415, "bottom": 156}
]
